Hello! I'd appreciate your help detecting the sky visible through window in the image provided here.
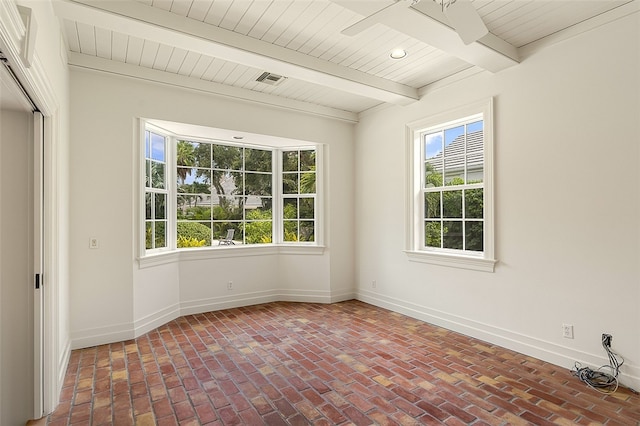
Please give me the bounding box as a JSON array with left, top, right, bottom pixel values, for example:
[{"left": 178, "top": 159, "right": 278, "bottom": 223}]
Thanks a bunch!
[
  {"left": 148, "top": 132, "right": 165, "bottom": 161},
  {"left": 425, "top": 120, "right": 483, "bottom": 159}
]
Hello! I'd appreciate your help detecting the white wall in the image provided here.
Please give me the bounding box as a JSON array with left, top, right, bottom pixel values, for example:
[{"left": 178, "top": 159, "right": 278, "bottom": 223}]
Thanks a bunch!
[
  {"left": 354, "top": 13, "right": 640, "bottom": 388},
  {"left": 69, "top": 69, "right": 355, "bottom": 348},
  {"left": 0, "top": 108, "right": 34, "bottom": 426}
]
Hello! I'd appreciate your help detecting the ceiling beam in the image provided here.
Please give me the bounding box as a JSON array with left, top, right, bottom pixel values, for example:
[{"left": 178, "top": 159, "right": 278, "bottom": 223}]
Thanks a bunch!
[
  {"left": 53, "top": 0, "right": 419, "bottom": 106},
  {"left": 68, "top": 53, "right": 359, "bottom": 123},
  {"left": 335, "top": 0, "right": 519, "bottom": 73}
]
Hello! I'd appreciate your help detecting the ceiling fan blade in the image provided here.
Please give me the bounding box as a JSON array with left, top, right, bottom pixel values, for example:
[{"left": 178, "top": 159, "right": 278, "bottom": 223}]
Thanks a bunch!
[
  {"left": 445, "top": 0, "right": 488, "bottom": 44},
  {"left": 341, "top": 1, "right": 412, "bottom": 37}
]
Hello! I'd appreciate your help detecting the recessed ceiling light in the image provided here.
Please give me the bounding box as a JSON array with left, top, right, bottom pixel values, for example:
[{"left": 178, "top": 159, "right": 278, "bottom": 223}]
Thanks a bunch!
[{"left": 390, "top": 49, "right": 407, "bottom": 60}]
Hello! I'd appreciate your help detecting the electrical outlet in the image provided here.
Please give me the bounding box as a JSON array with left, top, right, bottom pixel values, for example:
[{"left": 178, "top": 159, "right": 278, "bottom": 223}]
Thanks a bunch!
[
  {"left": 562, "top": 324, "right": 574, "bottom": 339},
  {"left": 89, "top": 237, "right": 99, "bottom": 249},
  {"left": 227, "top": 281, "right": 233, "bottom": 290},
  {"left": 372, "top": 280, "right": 377, "bottom": 288},
  {"left": 602, "top": 333, "right": 612, "bottom": 347}
]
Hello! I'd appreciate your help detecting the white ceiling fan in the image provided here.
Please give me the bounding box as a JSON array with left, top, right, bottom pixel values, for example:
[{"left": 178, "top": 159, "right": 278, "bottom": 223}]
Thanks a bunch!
[{"left": 341, "top": 0, "right": 489, "bottom": 45}]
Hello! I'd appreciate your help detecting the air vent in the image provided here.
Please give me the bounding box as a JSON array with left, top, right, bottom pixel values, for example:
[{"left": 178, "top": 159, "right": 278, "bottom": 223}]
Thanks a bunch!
[{"left": 256, "top": 72, "right": 287, "bottom": 86}]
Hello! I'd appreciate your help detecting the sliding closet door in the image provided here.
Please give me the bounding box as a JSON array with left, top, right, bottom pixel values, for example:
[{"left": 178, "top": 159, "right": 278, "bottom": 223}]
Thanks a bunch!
[{"left": 0, "top": 63, "right": 43, "bottom": 424}]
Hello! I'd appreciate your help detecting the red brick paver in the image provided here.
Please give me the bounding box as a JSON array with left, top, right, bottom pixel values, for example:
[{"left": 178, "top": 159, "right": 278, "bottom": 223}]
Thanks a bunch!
[{"left": 48, "top": 301, "right": 640, "bottom": 425}]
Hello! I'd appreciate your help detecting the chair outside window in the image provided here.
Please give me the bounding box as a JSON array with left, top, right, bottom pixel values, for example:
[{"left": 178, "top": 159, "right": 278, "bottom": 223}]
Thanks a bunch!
[{"left": 219, "top": 229, "right": 235, "bottom": 245}]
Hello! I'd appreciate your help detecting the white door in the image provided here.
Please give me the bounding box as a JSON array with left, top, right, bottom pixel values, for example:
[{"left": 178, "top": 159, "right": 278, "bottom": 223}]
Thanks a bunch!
[{"left": 33, "top": 110, "right": 44, "bottom": 418}]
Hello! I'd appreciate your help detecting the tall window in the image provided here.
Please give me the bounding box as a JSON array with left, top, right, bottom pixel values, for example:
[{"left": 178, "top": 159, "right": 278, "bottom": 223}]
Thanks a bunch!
[
  {"left": 406, "top": 99, "right": 496, "bottom": 272},
  {"left": 142, "top": 121, "right": 320, "bottom": 255},
  {"left": 282, "top": 149, "right": 316, "bottom": 242},
  {"left": 423, "top": 118, "right": 484, "bottom": 252},
  {"left": 144, "top": 130, "right": 168, "bottom": 250}
]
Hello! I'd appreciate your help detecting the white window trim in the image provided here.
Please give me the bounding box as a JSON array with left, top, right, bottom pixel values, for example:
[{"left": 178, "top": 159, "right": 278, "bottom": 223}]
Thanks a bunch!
[
  {"left": 136, "top": 119, "right": 325, "bottom": 267},
  {"left": 404, "top": 98, "right": 497, "bottom": 272}
]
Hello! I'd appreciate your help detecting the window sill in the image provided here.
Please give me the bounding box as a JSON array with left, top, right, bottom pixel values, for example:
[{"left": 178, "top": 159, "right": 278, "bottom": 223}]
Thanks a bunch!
[
  {"left": 138, "top": 244, "right": 326, "bottom": 269},
  {"left": 404, "top": 250, "right": 497, "bottom": 273}
]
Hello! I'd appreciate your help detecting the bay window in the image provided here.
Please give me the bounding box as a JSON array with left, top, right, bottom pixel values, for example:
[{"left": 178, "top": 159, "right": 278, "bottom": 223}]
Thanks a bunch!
[{"left": 141, "top": 120, "right": 321, "bottom": 258}]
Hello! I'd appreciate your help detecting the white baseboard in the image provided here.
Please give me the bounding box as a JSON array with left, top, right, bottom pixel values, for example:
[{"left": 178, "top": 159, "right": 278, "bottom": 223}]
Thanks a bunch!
[
  {"left": 70, "top": 289, "right": 345, "bottom": 349},
  {"left": 70, "top": 322, "right": 135, "bottom": 349},
  {"left": 48, "top": 339, "right": 71, "bottom": 413},
  {"left": 180, "top": 288, "right": 335, "bottom": 316},
  {"left": 133, "top": 303, "right": 181, "bottom": 338},
  {"left": 356, "top": 290, "right": 640, "bottom": 391},
  {"left": 57, "top": 340, "right": 71, "bottom": 389}
]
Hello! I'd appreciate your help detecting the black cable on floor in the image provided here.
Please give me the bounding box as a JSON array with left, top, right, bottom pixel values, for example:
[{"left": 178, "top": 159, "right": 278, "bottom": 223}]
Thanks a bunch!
[{"left": 571, "top": 333, "right": 623, "bottom": 394}]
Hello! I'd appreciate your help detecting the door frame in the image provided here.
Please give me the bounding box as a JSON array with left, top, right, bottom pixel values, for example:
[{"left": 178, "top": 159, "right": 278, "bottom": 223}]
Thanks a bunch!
[{"left": 0, "top": 1, "right": 63, "bottom": 417}]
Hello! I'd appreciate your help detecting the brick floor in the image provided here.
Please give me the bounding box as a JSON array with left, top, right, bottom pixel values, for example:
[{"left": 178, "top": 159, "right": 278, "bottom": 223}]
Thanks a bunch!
[{"left": 47, "top": 300, "right": 640, "bottom": 425}]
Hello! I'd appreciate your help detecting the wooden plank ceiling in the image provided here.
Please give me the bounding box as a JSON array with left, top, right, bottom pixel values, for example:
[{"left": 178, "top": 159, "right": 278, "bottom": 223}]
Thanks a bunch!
[{"left": 54, "top": 0, "right": 636, "bottom": 121}]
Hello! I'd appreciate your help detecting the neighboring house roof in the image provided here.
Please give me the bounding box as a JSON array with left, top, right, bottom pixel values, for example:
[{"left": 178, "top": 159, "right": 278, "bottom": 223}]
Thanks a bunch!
[{"left": 427, "top": 130, "right": 483, "bottom": 175}]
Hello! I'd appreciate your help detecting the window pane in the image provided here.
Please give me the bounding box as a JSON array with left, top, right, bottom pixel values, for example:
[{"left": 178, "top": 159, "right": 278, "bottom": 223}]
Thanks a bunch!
[
  {"left": 283, "top": 221, "right": 298, "bottom": 242},
  {"left": 425, "top": 132, "right": 442, "bottom": 159},
  {"left": 178, "top": 169, "right": 211, "bottom": 193},
  {"left": 176, "top": 140, "right": 195, "bottom": 168},
  {"left": 425, "top": 221, "right": 441, "bottom": 248},
  {"left": 467, "top": 122, "right": 483, "bottom": 183},
  {"left": 145, "top": 193, "right": 152, "bottom": 220},
  {"left": 425, "top": 160, "right": 443, "bottom": 188},
  {"left": 246, "top": 197, "right": 272, "bottom": 217},
  {"left": 151, "top": 162, "right": 165, "bottom": 189},
  {"left": 145, "top": 160, "right": 151, "bottom": 188},
  {"left": 145, "top": 221, "right": 153, "bottom": 249},
  {"left": 444, "top": 125, "right": 464, "bottom": 155},
  {"left": 443, "top": 190, "right": 462, "bottom": 218},
  {"left": 300, "top": 172, "right": 315, "bottom": 194},
  {"left": 213, "top": 196, "right": 242, "bottom": 220},
  {"left": 282, "top": 151, "right": 298, "bottom": 172},
  {"left": 229, "top": 171, "right": 243, "bottom": 194},
  {"left": 213, "top": 145, "right": 242, "bottom": 170},
  {"left": 424, "top": 192, "right": 440, "bottom": 219},
  {"left": 213, "top": 171, "right": 242, "bottom": 195},
  {"left": 300, "top": 150, "right": 315, "bottom": 171},
  {"left": 177, "top": 221, "right": 211, "bottom": 247},
  {"left": 155, "top": 221, "right": 166, "bottom": 248},
  {"left": 245, "top": 148, "right": 272, "bottom": 172},
  {"left": 178, "top": 195, "right": 210, "bottom": 220},
  {"left": 425, "top": 132, "right": 443, "bottom": 188},
  {"left": 155, "top": 193, "right": 166, "bottom": 220},
  {"left": 444, "top": 157, "right": 464, "bottom": 185},
  {"left": 145, "top": 131, "right": 150, "bottom": 159},
  {"left": 245, "top": 220, "right": 272, "bottom": 244},
  {"left": 443, "top": 221, "right": 463, "bottom": 249},
  {"left": 283, "top": 173, "right": 298, "bottom": 194},
  {"left": 150, "top": 133, "right": 165, "bottom": 161},
  {"left": 176, "top": 167, "right": 191, "bottom": 186},
  {"left": 467, "top": 120, "right": 483, "bottom": 133},
  {"left": 212, "top": 222, "right": 240, "bottom": 244},
  {"left": 283, "top": 198, "right": 297, "bottom": 219},
  {"left": 245, "top": 173, "right": 272, "bottom": 196},
  {"left": 466, "top": 221, "right": 483, "bottom": 251},
  {"left": 465, "top": 189, "right": 483, "bottom": 219},
  {"left": 299, "top": 221, "right": 314, "bottom": 242},
  {"left": 194, "top": 142, "right": 211, "bottom": 168},
  {"left": 299, "top": 197, "right": 314, "bottom": 219}
]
